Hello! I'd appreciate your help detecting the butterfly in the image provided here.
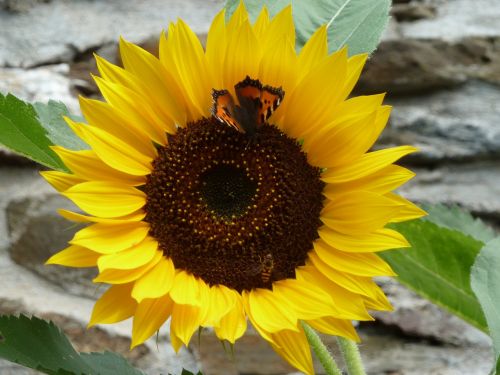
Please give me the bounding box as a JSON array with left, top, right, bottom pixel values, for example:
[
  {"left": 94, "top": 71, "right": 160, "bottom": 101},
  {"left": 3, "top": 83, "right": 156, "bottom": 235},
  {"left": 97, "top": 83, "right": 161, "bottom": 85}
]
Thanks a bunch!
[{"left": 211, "top": 76, "right": 285, "bottom": 137}]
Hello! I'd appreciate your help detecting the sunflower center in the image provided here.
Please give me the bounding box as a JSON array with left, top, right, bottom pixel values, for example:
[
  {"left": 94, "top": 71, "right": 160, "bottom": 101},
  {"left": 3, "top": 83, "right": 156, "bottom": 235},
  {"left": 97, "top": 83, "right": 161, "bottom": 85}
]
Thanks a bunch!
[
  {"left": 200, "top": 165, "right": 257, "bottom": 218},
  {"left": 144, "top": 117, "right": 324, "bottom": 292}
]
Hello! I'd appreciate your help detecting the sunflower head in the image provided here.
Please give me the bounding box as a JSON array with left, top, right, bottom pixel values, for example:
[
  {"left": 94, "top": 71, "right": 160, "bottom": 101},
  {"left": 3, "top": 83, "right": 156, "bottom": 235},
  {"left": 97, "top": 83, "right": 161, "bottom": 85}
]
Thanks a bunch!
[{"left": 43, "top": 3, "right": 425, "bottom": 374}]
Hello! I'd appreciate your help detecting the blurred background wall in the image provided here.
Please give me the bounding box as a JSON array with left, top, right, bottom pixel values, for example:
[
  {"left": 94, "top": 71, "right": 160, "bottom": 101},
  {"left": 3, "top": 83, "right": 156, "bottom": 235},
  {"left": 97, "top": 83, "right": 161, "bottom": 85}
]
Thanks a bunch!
[{"left": 0, "top": 0, "right": 499, "bottom": 374}]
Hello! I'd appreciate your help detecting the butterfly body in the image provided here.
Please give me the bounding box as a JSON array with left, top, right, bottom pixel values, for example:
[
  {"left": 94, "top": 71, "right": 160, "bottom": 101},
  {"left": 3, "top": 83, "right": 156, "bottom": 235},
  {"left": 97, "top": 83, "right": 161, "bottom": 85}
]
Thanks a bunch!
[{"left": 212, "top": 76, "right": 284, "bottom": 137}]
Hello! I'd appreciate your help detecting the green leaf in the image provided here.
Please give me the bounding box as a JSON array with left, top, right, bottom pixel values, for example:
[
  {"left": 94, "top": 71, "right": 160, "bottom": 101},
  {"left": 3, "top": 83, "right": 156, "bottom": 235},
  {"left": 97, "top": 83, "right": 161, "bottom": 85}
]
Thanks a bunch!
[
  {"left": 80, "top": 352, "right": 144, "bottom": 375},
  {"left": 471, "top": 238, "right": 500, "bottom": 372},
  {"left": 381, "top": 219, "right": 487, "bottom": 332},
  {"left": 0, "top": 93, "right": 67, "bottom": 171},
  {"left": 0, "top": 315, "right": 144, "bottom": 375},
  {"left": 33, "top": 100, "right": 88, "bottom": 151},
  {"left": 224, "top": 0, "right": 391, "bottom": 55},
  {"left": 422, "top": 204, "right": 496, "bottom": 244}
]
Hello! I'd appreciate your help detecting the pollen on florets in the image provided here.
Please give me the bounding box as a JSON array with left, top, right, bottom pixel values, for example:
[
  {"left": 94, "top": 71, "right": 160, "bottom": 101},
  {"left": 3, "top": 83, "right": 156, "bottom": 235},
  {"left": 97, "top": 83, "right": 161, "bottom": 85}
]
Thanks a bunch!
[{"left": 144, "top": 117, "right": 324, "bottom": 292}]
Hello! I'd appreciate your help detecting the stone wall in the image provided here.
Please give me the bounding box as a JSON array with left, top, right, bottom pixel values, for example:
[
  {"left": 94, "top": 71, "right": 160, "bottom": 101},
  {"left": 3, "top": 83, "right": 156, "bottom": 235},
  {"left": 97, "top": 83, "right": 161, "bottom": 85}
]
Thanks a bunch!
[{"left": 0, "top": 1, "right": 498, "bottom": 374}]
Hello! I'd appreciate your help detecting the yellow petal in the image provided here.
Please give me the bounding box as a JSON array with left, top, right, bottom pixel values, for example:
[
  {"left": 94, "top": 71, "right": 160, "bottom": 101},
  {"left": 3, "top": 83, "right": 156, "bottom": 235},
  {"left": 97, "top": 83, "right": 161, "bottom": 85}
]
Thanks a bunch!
[
  {"left": 284, "top": 48, "right": 348, "bottom": 139},
  {"left": 200, "top": 284, "right": 238, "bottom": 327},
  {"left": 307, "top": 316, "right": 359, "bottom": 342},
  {"left": 58, "top": 209, "right": 146, "bottom": 224},
  {"left": 119, "top": 37, "right": 186, "bottom": 126},
  {"left": 70, "top": 222, "right": 149, "bottom": 254},
  {"left": 205, "top": 10, "right": 226, "bottom": 89},
  {"left": 362, "top": 283, "right": 393, "bottom": 311},
  {"left": 226, "top": 1, "right": 248, "bottom": 31},
  {"left": 263, "top": 5, "right": 295, "bottom": 49},
  {"left": 321, "top": 191, "right": 405, "bottom": 234},
  {"left": 386, "top": 193, "right": 427, "bottom": 222},
  {"left": 94, "top": 251, "right": 162, "bottom": 284},
  {"left": 297, "top": 25, "right": 328, "bottom": 80},
  {"left": 252, "top": 6, "right": 270, "bottom": 39},
  {"left": 46, "top": 245, "right": 100, "bottom": 267},
  {"left": 342, "top": 53, "right": 368, "bottom": 98},
  {"left": 214, "top": 295, "right": 247, "bottom": 344},
  {"left": 273, "top": 278, "right": 339, "bottom": 320},
  {"left": 80, "top": 95, "right": 167, "bottom": 149},
  {"left": 268, "top": 327, "right": 314, "bottom": 375},
  {"left": 97, "top": 237, "right": 159, "bottom": 271},
  {"left": 296, "top": 266, "right": 373, "bottom": 321},
  {"left": 132, "top": 257, "right": 175, "bottom": 303},
  {"left": 308, "top": 251, "right": 384, "bottom": 299},
  {"left": 322, "top": 146, "right": 418, "bottom": 183},
  {"left": 94, "top": 55, "right": 176, "bottom": 140},
  {"left": 307, "top": 107, "right": 391, "bottom": 168},
  {"left": 324, "top": 165, "right": 415, "bottom": 197},
  {"left": 258, "top": 35, "right": 297, "bottom": 113},
  {"left": 63, "top": 181, "right": 146, "bottom": 218},
  {"left": 131, "top": 294, "right": 174, "bottom": 348},
  {"left": 318, "top": 226, "right": 410, "bottom": 253},
  {"left": 163, "top": 20, "right": 211, "bottom": 117},
  {"left": 67, "top": 119, "right": 152, "bottom": 176},
  {"left": 241, "top": 291, "right": 276, "bottom": 345},
  {"left": 169, "top": 271, "right": 201, "bottom": 306},
  {"left": 223, "top": 17, "right": 261, "bottom": 91},
  {"left": 246, "top": 288, "right": 299, "bottom": 333},
  {"left": 313, "top": 239, "right": 396, "bottom": 277},
  {"left": 89, "top": 283, "right": 136, "bottom": 326},
  {"left": 170, "top": 303, "right": 203, "bottom": 352},
  {"left": 52, "top": 147, "right": 146, "bottom": 186},
  {"left": 93, "top": 75, "right": 173, "bottom": 142},
  {"left": 40, "top": 171, "right": 85, "bottom": 192}
]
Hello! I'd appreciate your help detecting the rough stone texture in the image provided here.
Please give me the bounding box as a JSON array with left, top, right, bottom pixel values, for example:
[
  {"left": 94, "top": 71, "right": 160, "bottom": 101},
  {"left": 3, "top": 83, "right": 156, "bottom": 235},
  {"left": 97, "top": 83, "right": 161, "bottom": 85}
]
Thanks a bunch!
[
  {"left": 195, "top": 323, "right": 493, "bottom": 375},
  {"left": 355, "top": 325, "right": 493, "bottom": 375},
  {"left": 399, "top": 162, "right": 500, "bottom": 220},
  {"left": 5, "top": 192, "right": 98, "bottom": 299},
  {"left": 0, "top": 0, "right": 223, "bottom": 68},
  {"left": 0, "top": 64, "right": 80, "bottom": 113},
  {"left": 399, "top": 0, "right": 500, "bottom": 41},
  {"left": 381, "top": 82, "right": 500, "bottom": 163},
  {"left": 374, "top": 278, "right": 491, "bottom": 347},
  {"left": 361, "top": 0, "right": 500, "bottom": 95}
]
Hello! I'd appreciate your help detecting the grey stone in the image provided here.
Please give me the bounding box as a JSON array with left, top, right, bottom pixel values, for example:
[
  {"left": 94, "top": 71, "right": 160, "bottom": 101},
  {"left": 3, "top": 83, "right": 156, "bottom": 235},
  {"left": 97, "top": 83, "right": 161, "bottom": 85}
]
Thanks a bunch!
[
  {"left": 359, "top": 39, "right": 466, "bottom": 95},
  {"left": 392, "top": 2, "right": 438, "bottom": 22},
  {"left": 356, "top": 326, "right": 494, "bottom": 375},
  {"left": 399, "top": 0, "right": 500, "bottom": 42},
  {"left": 6, "top": 192, "right": 100, "bottom": 299},
  {"left": 360, "top": 36, "right": 500, "bottom": 95},
  {"left": 373, "top": 278, "right": 491, "bottom": 347},
  {"left": 0, "top": 0, "right": 224, "bottom": 68},
  {"left": 381, "top": 82, "right": 500, "bottom": 163},
  {"left": 398, "top": 162, "right": 500, "bottom": 220},
  {"left": 0, "top": 146, "right": 39, "bottom": 166},
  {"left": 0, "top": 64, "right": 81, "bottom": 113},
  {"left": 195, "top": 322, "right": 493, "bottom": 375}
]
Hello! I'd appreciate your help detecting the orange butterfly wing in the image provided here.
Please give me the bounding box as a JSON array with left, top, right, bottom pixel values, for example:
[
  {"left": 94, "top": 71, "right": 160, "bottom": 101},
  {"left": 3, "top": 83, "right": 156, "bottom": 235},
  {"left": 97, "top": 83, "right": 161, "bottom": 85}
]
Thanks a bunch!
[
  {"left": 211, "top": 89, "right": 244, "bottom": 133},
  {"left": 212, "top": 77, "right": 285, "bottom": 133},
  {"left": 258, "top": 85, "right": 284, "bottom": 125}
]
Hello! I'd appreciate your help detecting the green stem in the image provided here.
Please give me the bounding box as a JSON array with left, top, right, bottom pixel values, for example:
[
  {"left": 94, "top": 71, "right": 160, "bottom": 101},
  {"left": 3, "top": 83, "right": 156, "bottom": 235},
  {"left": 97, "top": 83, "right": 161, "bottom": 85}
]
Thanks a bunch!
[
  {"left": 301, "top": 322, "right": 342, "bottom": 375},
  {"left": 336, "top": 336, "right": 367, "bottom": 375}
]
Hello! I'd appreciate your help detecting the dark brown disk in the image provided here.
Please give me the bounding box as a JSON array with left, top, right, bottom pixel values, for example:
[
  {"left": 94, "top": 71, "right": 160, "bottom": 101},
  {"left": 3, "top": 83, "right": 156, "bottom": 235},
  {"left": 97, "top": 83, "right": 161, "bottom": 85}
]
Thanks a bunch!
[{"left": 144, "top": 117, "right": 324, "bottom": 292}]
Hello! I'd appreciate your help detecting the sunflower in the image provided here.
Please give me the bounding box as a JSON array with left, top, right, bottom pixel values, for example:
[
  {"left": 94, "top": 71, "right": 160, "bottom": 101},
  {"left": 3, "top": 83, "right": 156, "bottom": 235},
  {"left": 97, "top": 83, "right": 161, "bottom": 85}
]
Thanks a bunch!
[{"left": 42, "top": 3, "right": 425, "bottom": 374}]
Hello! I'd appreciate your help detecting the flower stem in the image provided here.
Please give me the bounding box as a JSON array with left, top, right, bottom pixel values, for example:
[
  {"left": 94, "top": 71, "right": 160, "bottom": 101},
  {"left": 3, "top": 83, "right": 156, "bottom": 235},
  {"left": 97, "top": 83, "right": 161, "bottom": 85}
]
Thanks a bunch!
[
  {"left": 301, "top": 322, "right": 342, "bottom": 375},
  {"left": 336, "top": 336, "right": 367, "bottom": 375}
]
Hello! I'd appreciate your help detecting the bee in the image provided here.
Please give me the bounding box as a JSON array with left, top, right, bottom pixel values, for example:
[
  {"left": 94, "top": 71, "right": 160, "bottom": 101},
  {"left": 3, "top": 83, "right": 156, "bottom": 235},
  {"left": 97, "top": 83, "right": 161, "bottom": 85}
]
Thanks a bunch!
[{"left": 259, "top": 253, "right": 274, "bottom": 284}]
